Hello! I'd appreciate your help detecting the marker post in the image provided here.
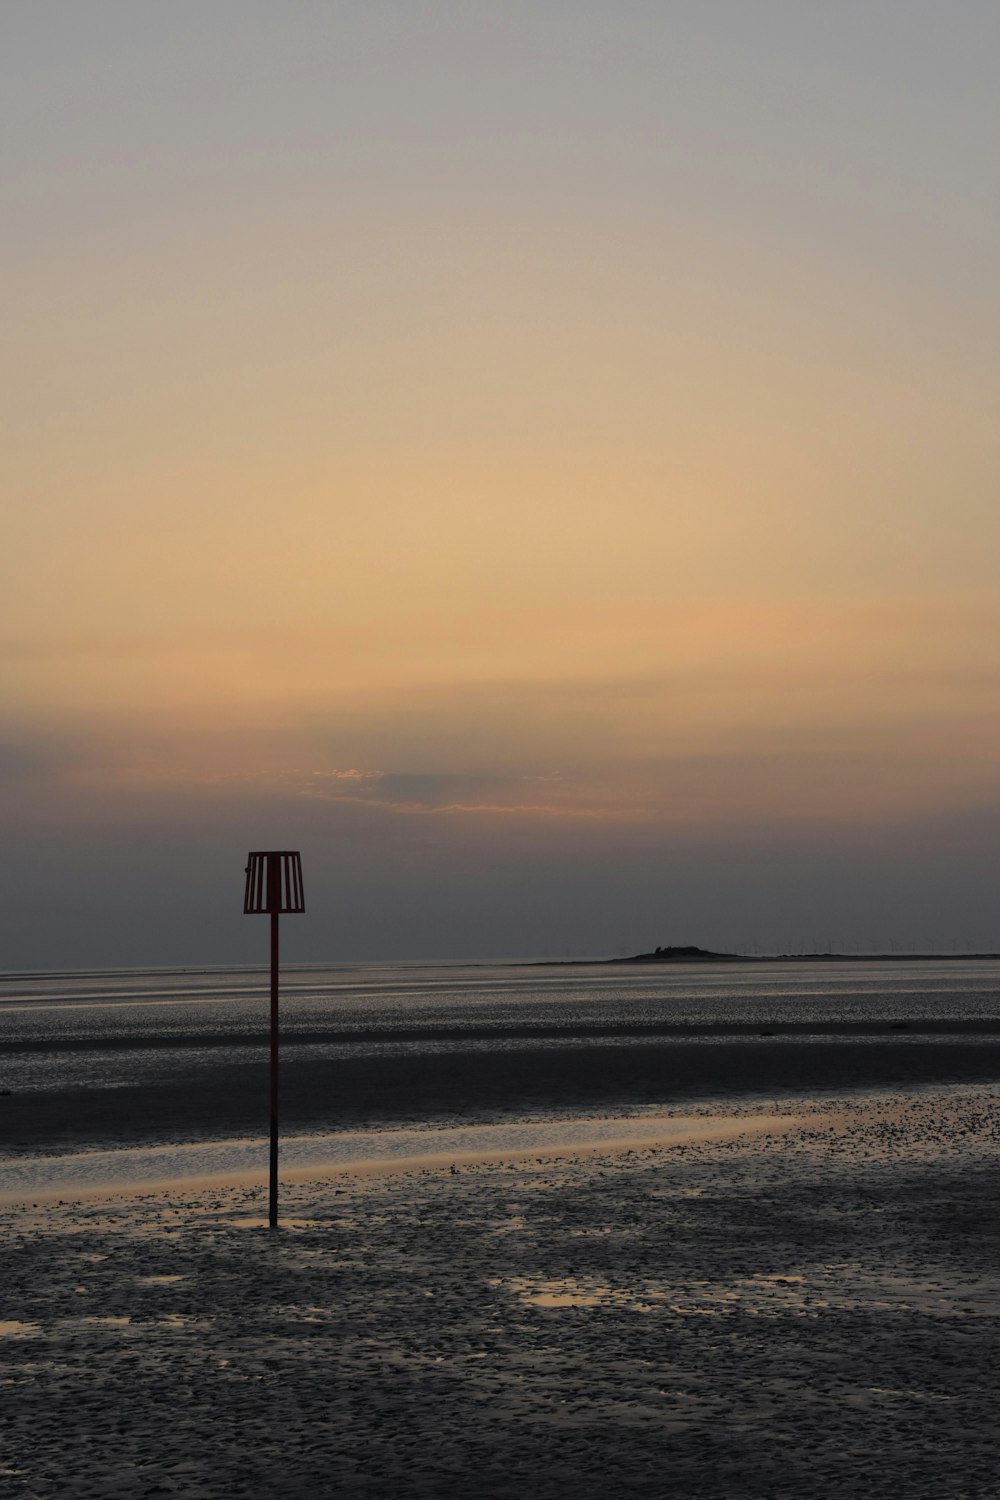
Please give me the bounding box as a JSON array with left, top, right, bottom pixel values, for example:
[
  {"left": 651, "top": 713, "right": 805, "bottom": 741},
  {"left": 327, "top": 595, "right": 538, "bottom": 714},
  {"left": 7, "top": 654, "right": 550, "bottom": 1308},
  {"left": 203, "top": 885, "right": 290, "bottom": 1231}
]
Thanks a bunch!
[{"left": 242, "top": 851, "right": 305, "bottom": 1229}]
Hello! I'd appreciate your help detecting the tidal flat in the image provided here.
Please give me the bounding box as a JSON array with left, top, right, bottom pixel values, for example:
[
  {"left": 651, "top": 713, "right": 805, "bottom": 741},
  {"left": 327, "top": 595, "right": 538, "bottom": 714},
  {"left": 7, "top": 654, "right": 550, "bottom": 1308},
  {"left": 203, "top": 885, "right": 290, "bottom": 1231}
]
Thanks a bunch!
[{"left": 3, "top": 1086, "right": 999, "bottom": 1498}]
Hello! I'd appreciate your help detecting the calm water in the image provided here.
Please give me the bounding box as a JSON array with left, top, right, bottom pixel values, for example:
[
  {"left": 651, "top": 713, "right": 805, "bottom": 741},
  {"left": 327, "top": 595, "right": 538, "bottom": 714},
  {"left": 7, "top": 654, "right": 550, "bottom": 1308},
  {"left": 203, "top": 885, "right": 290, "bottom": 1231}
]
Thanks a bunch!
[
  {"left": 3, "top": 959, "right": 999, "bottom": 1194},
  {"left": 4, "top": 956, "right": 1000, "bottom": 1087},
  {"left": 0, "top": 1113, "right": 782, "bottom": 1198}
]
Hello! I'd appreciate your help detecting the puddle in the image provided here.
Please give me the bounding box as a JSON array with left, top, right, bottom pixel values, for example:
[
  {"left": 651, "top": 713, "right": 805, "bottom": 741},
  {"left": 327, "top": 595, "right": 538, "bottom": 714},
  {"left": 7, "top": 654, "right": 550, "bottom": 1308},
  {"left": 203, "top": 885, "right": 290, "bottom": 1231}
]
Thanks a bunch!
[
  {"left": 493, "top": 1269, "right": 844, "bottom": 1318},
  {"left": 495, "top": 1277, "right": 656, "bottom": 1311},
  {"left": 524, "top": 1287, "right": 610, "bottom": 1309},
  {"left": 494, "top": 1265, "right": 1000, "bottom": 1322}
]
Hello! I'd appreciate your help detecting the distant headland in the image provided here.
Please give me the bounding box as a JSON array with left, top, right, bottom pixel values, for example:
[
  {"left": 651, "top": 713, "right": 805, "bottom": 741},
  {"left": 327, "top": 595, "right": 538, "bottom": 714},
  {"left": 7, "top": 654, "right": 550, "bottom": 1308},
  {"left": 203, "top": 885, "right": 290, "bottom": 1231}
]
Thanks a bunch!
[
  {"left": 612, "top": 945, "right": 744, "bottom": 963},
  {"left": 606, "top": 945, "right": 1000, "bottom": 965}
]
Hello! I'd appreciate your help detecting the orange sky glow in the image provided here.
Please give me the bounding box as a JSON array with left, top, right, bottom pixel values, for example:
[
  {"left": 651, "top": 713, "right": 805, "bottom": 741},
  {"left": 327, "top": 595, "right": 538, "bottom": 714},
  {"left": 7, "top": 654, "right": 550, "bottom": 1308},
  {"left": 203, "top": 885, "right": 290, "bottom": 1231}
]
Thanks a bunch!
[{"left": 4, "top": 4, "right": 999, "bottom": 962}]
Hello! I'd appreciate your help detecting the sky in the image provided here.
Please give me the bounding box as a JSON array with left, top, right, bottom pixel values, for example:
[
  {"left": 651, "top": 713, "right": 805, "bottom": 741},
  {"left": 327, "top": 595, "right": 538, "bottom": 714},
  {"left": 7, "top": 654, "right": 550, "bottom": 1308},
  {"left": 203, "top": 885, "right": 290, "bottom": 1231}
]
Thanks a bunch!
[{"left": 3, "top": 2, "right": 1000, "bottom": 967}]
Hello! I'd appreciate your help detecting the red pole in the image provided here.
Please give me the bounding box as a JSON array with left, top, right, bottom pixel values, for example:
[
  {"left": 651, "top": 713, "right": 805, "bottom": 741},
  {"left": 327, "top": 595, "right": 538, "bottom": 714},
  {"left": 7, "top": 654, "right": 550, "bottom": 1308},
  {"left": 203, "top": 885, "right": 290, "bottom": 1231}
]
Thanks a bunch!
[
  {"left": 244, "top": 850, "right": 302, "bottom": 1230},
  {"left": 269, "top": 909, "right": 279, "bottom": 1229}
]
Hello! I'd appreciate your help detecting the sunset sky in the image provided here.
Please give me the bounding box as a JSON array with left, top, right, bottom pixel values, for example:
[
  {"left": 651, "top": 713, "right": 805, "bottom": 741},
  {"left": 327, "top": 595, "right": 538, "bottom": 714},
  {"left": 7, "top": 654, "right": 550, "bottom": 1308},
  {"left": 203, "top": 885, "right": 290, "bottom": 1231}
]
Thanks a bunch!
[{"left": 4, "top": 3, "right": 1000, "bottom": 966}]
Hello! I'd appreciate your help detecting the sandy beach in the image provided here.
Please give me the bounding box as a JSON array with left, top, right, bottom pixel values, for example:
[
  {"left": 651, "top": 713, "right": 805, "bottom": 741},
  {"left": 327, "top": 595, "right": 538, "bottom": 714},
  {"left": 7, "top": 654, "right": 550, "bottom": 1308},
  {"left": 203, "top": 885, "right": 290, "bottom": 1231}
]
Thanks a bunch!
[{"left": 4, "top": 1083, "right": 1000, "bottom": 1498}]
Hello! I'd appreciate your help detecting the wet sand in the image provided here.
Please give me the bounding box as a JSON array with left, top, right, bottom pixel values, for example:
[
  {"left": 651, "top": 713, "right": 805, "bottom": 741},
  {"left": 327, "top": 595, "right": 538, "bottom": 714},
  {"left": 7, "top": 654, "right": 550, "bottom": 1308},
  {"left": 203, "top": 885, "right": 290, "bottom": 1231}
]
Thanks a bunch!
[
  {"left": 0, "top": 1112, "right": 799, "bottom": 1202},
  {"left": 3, "top": 1085, "right": 1000, "bottom": 1498},
  {"left": 8, "top": 1033, "right": 1000, "bottom": 1155}
]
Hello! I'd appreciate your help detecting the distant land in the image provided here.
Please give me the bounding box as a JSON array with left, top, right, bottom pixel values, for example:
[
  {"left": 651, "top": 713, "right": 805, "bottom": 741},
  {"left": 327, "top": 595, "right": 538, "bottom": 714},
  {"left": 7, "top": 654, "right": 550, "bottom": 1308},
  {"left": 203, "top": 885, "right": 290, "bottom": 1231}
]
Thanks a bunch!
[
  {"left": 607, "top": 945, "right": 1000, "bottom": 965},
  {"left": 613, "top": 945, "right": 744, "bottom": 963}
]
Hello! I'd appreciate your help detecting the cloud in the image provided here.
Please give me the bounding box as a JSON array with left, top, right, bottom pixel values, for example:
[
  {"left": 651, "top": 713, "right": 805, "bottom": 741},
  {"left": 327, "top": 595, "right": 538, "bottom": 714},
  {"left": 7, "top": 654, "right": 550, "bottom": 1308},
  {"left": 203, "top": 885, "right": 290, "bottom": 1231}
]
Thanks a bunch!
[
  {"left": 0, "top": 733, "right": 88, "bottom": 783},
  {"left": 2, "top": 592, "right": 1000, "bottom": 844}
]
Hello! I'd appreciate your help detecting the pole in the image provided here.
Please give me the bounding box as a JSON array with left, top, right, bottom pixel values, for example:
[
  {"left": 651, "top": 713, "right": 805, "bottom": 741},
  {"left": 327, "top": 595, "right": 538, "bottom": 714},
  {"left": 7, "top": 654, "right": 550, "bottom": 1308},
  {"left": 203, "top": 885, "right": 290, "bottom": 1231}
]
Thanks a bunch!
[{"left": 269, "top": 909, "right": 280, "bottom": 1229}]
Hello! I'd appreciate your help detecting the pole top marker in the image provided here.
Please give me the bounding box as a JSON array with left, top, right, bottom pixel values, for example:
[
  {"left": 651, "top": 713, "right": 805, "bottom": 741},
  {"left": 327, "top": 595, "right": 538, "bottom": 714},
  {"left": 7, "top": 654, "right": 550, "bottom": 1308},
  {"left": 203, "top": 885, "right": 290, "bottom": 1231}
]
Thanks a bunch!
[{"left": 243, "top": 851, "right": 305, "bottom": 915}]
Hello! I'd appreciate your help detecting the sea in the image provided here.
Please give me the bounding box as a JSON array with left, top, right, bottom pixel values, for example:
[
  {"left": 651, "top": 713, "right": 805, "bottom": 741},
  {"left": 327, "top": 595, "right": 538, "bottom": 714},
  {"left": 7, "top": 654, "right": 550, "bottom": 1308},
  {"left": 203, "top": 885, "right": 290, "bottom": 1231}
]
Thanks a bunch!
[{"left": 3, "top": 958, "right": 999, "bottom": 1197}]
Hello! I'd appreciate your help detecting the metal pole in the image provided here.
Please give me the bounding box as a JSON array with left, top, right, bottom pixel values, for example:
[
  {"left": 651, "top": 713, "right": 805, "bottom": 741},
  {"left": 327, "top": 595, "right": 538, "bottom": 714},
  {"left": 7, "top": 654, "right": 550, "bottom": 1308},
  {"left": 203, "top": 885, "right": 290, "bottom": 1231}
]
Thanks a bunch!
[{"left": 269, "top": 909, "right": 280, "bottom": 1229}]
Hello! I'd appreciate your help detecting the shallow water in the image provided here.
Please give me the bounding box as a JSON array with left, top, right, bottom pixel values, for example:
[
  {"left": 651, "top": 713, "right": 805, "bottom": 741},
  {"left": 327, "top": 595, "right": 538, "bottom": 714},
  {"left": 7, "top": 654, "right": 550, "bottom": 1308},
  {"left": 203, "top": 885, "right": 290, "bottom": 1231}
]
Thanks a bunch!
[
  {"left": 3, "top": 958, "right": 999, "bottom": 1191},
  {"left": 0, "top": 1110, "right": 785, "bottom": 1197},
  {"left": 4, "top": 955, "right": 1000, "bottom": 1060}
]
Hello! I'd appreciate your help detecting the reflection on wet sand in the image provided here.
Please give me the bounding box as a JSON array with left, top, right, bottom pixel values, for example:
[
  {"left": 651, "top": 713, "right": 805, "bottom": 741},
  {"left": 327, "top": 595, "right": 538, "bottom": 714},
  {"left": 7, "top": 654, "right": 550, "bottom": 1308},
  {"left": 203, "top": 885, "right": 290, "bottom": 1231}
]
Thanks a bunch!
[{"left": 0, "top": 1110, "right": 799, "bottom": 1200}]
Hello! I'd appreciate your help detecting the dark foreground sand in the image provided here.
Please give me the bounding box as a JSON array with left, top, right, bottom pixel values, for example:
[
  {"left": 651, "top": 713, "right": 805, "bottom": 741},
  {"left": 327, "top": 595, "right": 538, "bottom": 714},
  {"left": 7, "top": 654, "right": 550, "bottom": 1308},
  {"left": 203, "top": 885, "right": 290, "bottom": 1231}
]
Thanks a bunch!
[{"left": 3, "top": 1085, "right": 1000, "bottom": 1499}]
